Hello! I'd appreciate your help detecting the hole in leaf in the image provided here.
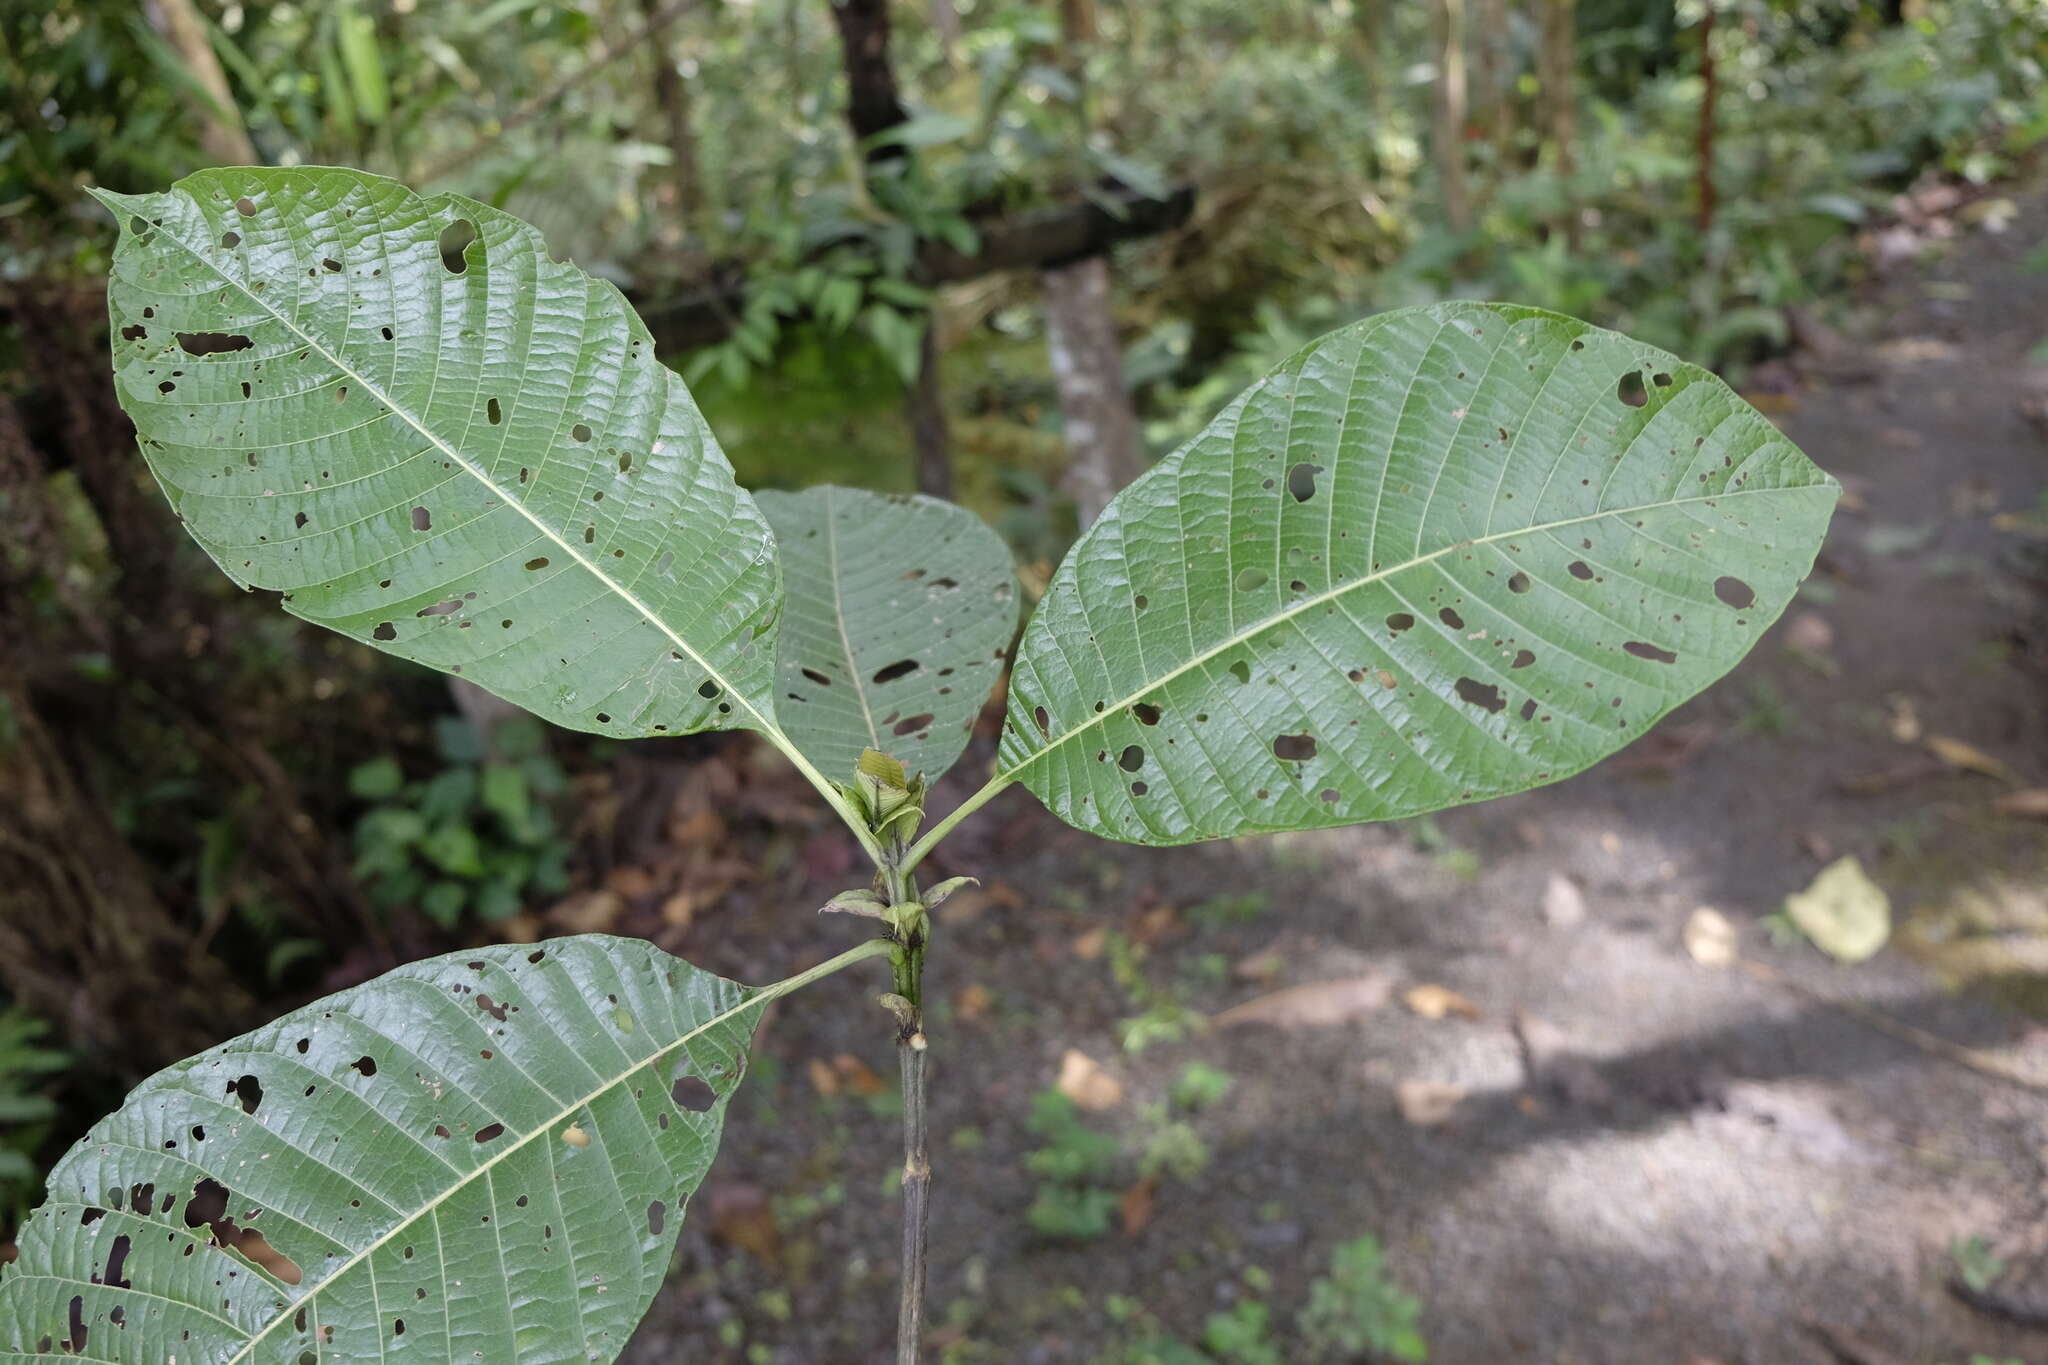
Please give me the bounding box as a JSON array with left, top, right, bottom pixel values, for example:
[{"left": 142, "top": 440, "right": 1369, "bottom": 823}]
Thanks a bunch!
[
  {"left": 1713, "top": 575, "right": 1755, "bottom": 608},
  {"left": 1387, "top": 612, "right": 1414, "bottom": 632},
  {"left": 571, "top": 423, "right": 592, "bottom": 443},
  {"left": 1508, "top": 572, "right": 1531, "bottom": 593},
  {"left": 1512, "top": 649, "right": 1535, "bottom": 669},
  {"left": 1438, "top": 607, "right": 1464, "bottom": 629},
  {"left": 411, "top": 506, "right": 432, "bottom": 532},
  {"left": 372, "top": 622, "right": 396, "bottom": 641},
  {"left": 321, "top": 257, "right": 342, "bottom": 273},
  {"left": 120, "top": 324, "right": 147, "bottom": 342},
  {"left": 474, "top": 1123, "right": 505, "bottom": 1144},
  {"left": 1272, "top": 733, "right": 1317, "bottom": 761},
  {"left": 1132, "top": 703, "right": 1162, "bottom": 726},
  {"left": 487, "top": 398, "right": 502, "bottom": 425},
  {"left": 1286, "top": 462, "right": 1325, "bottom": 502},
  {"left": 350, "top": 1056, "right": 377, "bottom": 1077},
  {"left": 1568, "top": 561, "right": 1594, "bottom": 581},
  {"left": 893, "top": 713, "right": 933, "bottom": 736},
  {"left": 648, "top": 1201, "right": 666, "bottom": 1235},
  {"left": 105, "top": 1234, "right": 132, "bottom": 1288},
  {"left": 220, "top": 230, "right": 240, "bottom": 248},
  {"left": 524, "top": 557, "right": 550, "bottom": 571},
  {"left": 1228, "top": 660, "right": 1251, "bottom": 685},
  {"left": 872, "top": 659, "right": 919, "bottom": 684},
  {"left": 1455, "top": 678, "right": 1507, "bottom": 713},
  {"left": 1624, "top": 641, "right": 1678, "bottom": 663},
  {"left": 235, "top": 197, "right": 257, "bottom": 217},
  {"left": 437, "top": 219, "right": 479, "bottom": 273},
  {"left": 1617, "top": 370, "right": 1648, "bottom": 408},
  {"left": 1118, "top": 745, "right": 1145, "bottom": 772},
  {"left": 801, "top": 667, "right": 830, "bottom": 686},
  {"left": 176, "top": 331, "right": 253, "bottom": 355},
  {"left": 671, "top": 1076, "right": 716, "bottom": 1112},
  {"left": 1034, "top": 705, "right": 1050, "bottom": 734},
  {"left": 229, "top": 1074, "right": 263, "bottom": 1115}
]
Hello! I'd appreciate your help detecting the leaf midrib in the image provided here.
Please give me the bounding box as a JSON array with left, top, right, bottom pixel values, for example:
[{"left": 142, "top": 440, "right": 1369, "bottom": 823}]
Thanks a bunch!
[
  {"left": 1000, "top": 482, "right": 1829, "bottom": 784},
  {"left": 139, "top": 188, "right": 776, "bottom": 741},
  {"left": 822, "top": 487, "right": 883, "bottom": 751},
  {"left": 221, "top": 985, "right": 760, "bottom": 1363}
]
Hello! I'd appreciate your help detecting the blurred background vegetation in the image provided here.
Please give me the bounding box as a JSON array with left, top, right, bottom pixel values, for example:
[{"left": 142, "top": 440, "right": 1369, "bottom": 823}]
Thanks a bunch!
[{"left": 3, "top": 0, "right": 2047, "bottom": 1310}]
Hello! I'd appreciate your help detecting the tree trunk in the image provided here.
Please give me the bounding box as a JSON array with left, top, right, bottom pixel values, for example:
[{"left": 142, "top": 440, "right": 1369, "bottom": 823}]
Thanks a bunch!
[
  {"left": 1539, "top": 0, "right": 1578, "bottom": 247},
  {"left": 639, "top": 0, "right": 702, "bottom": 234},
  {"left": 1040, "top": 255, "right": 1142, "bottom": 527},
  {"left": 1433, "top": 0, "right": 1472, "bottom": 233},
  {"left": 908, "top": 323, "right": 954, "bottom": 499},
  {"left": 828, "top": 0, "right": 912, "bottom": 165},
  {"left": 1696, "top": 5, "right": 1717, "bottom": 232},
  {"left": 144, "top": 0, "right": 258, "bottom": 166},
  {"left": 1475, "top": 0, "right": 1513, "bottom": 168}
]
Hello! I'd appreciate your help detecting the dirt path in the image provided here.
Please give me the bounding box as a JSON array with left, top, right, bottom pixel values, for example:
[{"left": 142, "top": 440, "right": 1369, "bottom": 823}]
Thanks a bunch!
[{"left": 628, "top": 189, "right": 2048, "bottom": 1364}]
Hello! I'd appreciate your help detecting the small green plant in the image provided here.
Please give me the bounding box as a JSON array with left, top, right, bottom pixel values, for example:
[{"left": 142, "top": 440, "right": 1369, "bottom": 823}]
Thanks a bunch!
[
  {"left": 1022, "top": 1089, "right": 1122, "bottom": 1242},
  {"left": 347, "top": 714, "right": 571, "bottom": 927},
  {"left": 1299, "top": 1235, "right": 1429, "bottom": 1363},
  {"left": 0, "top": 1009, "right": 67, "bottom": 1224},
  {"left": 1107, "top": 931, "right": 1203, "bottom": 1054},
  {"left": 0, "top": 168, "right": 1834, "bottom": 1363},
  {"left": 1949, "top": 1235, "right": 2007, "bottom": 1295}
]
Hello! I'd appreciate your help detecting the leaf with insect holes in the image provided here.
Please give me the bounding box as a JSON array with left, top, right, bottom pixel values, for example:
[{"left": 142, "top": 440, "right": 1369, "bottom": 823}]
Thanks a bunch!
[
  {"left": 1000, "top": 302, "right": 1837, "bottom": 843},
  {"left": 758, "top": 485, "right": 1018, "bottom": 783},
  {"left": 0, "top": 937, "right": 769, "bottom": 1364},
  {"left": 91, "top": 167, "right": 779, "bottom": 743}
]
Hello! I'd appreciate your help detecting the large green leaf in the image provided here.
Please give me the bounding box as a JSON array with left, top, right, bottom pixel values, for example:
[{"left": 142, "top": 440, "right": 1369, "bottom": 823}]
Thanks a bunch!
[
  {"left": 1000, "top": 302, "right": 1837, "bottom": 843},
  {"left": 0, "top": 936, "right": 865, "bottom": 1364},
  {"left": 757, "top": 485, "right": 1018, "bottom": 783},
  {"left": 91, "top": 167, "right": 777, "bottom": 743}
]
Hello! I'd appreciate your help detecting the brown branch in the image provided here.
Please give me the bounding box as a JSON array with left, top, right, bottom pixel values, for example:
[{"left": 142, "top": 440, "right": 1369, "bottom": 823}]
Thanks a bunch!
[
  {"left": 636, "top": 183, "right": 1196, "bottom": 352},
  {"left": 414, "top": 0, "right": 698, "bottom": 185}
]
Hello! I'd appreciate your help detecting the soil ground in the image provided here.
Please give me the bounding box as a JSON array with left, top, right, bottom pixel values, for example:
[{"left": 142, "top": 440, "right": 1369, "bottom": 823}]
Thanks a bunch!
[{"left": 625, "top": 187, "right": 2048, "bottom": 1364}]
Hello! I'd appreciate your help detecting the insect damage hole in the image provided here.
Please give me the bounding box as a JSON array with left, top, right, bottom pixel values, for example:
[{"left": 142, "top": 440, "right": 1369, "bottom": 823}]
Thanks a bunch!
[
  {"left": 437, "top": 218, "right": 480, "bottom": 274},
  {"left": 1272, "top": 733, "right": 1317, "bottom": 761},
  {"left": 1616, "top": 370, "right": 1649, "bottom": 408},
  {"left": 1455, "top": 678, "right": 1507, "bottom": 713},
  {"left": 1118, "top": 744, "right": 1145, "bottom": 772},
  {"left": 671, "top": 1075, "right": 716, "bottom": 1112},
  {"left": 1623, "top": 641, "right": 1678, "bottom": 663},
  {"left": 1713, "top": 575, "right": 1755, "bottom": 608},
  {"left": 410, "top": 506, "right": 432, "bottom": 532},
  {"left": 176, "top": 331, "right": 253, "bottom": 356},
  {"left": 1286, "top": 462, "right": 1325, "bottom": 502},
  {"left": 872, "top": 659, "right": 919, "bottom": 684},
  {"left": 229, "top": 1073, "right": 263, "bottom": 1115}
]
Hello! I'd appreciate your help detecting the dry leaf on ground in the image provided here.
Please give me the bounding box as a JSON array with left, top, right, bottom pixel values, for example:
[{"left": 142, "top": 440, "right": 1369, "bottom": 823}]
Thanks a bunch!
[
  {"left": 1119, "top": 1178, "right": 1156, "bottom": 1237},
  {"left": 1395, "top": 1079, "right": 1466, "bottom": 1126},
  {"left": 1786, "top": 857, "right": 1892, "bottom": 963},
  {"left": 1993, "top": 788, "right": 2048, "bottom": 819},
  {"left": 1684, "top": 906, "right": 1739, "bottom": 969},
  {"left": 1403, "top": 983, "right": 1481, "bottom": 1021},
  {"left": 1213, "top": 973, "right": 1394, "bottom": 1029},
  {"left": 1056, "top": 1048, "right": 1123, "bottom": 1111},
  {"left": 1541, "top": 873, "right": 1587, "bottom": 929},
  {"left": 1926, "top": 734, "right": 2019, "bottom": 782}
]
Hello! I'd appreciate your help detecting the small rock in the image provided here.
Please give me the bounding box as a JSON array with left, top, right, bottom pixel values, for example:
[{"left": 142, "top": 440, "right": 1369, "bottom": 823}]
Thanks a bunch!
[{"left": 1541, "top": 873, "right": 1587, "bottom": 929}]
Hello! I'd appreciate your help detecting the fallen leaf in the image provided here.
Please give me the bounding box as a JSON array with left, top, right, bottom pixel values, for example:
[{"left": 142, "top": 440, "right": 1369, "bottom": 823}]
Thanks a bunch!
[
  {"left": 1785, "top": 857, "right": 1891, "bottom": 964},
  {"left": 659, "top": 891, "right": 698, "bottom": 930},
  {"left": 545, "top": 888, "right": 624, "bottom": 934},
  {"left": 1232, "top": 948, "right": 1284, "bottom": 982},
  {"left": 1119, "top": 1178, "right": 1156, "bottom": 1237},
  {"left": 709, "top": 1183, "right": 780, "bottom": 1268},
  {"left": 1070, "top": 926, "right": 1109, "bottom": 961},
  {"left": 955, "top": 983, "right": 993, "bottom": 1022},
  {"left": 1683, "top": 906, "right": 1739, "bottom": 969},
  {"left": 1886, "top": 694, "right": 1922, "bottom": 743},
  {"left": 832, "top": 1053, "right": 885, "bottom": 1098},
  {"left": 1395, "top": 1079, "right": 1465, "bottom": 1126},
  {"left": 1540, "top": 873, "right": 1587, "bottom": 929},
  {"left": 1926, "top": 735, "right": 2019, "bottom": 783},
  {"left": 1213, "top": 974, "right": 1394, "bottom": 1029},
  {"left": 806, "top": 1058, "right": 839, "bottom": 1097},
  {"left": 1993, "top": 789, "right": 2048, "bottom": 819},
  {"left": 1130, "top": 905, "right": 1181, "bottom": 944},
  {"left": 1403, "top": 983, "right": 1481, "bottom": 1021},
  {"left": 1056, "top": 1049, "right": 1123, "bottom": 1112}
]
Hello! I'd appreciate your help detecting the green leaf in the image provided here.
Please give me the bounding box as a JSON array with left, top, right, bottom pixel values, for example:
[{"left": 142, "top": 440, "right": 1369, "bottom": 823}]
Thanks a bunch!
[
  {"left": 1001, "top": 303, "right": 1837, "bottom": 843},
  {"left": 1784, "top": 855, "right": 1891, "bottom": 963},
  {"left": 346, "top": 755, "right": 404, "bottom": 800},
  {"left": 757, "top": 486, "right": 1018, "bottom": 783},
  {"left": 0, "top": 936, "right": 856, "bottom": 1363},
  {"left": 91, "top": 168, "right": 781, "bottom": 747}
]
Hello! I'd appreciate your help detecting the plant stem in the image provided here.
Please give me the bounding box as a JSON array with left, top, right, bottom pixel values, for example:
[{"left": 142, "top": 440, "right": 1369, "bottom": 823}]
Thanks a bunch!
[
  {"left": 881, "top": 846, "right": 931, "bottom": 1362},
  {"left": 897, "top": 1036, "right": 930, "bottom": 1364},
  {"left": 901, "top": 775, "right": 1012, "bottom": 874},
  {"left": 755, "top": 937, "right": 896, "bottom": 1004}
]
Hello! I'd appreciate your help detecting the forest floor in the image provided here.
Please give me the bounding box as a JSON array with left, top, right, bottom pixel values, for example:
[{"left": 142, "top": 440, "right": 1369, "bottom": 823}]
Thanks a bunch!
[{"left": 621, "top": 187, "right": 2048, "bottom": 1365}]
